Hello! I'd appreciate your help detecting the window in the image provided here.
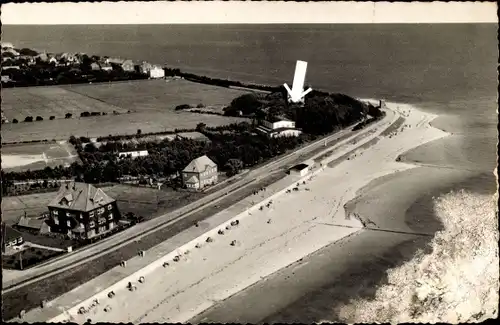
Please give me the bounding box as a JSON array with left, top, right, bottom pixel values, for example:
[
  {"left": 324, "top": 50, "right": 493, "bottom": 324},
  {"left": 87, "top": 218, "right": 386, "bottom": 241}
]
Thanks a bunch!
[
  {"left": 53, "top": 210, "right": 58, "bottom": 216},
  {"left": 89, "top": 221, "right": 95, "bottom": 228},
  {"left": 109, "top": 222, "right": 114, "bottom": 229},
  {"left": 79, "top": 214, "right": 83, "bottom": 220},
  {"left": 66, "top": 212, "right": 71, "bottom": 217},
  {"left": 107, "top": 204, "right": 113, "bottom": 211},
  {"left": 80, "top": 223, "right": 84, "bottom": 229},
  {"left": 67, "top": 220, "right": 71, "bottom": 227},
  {"left": 54, "top": 216, "right": 59, "bottom": 225},
  {"left": 89, "top": 211, "right": 94, "bottom": 217},
  {"left": 99, "top": 226, "right": 106, "bottom": 233},
  {"left": 107, "top": 213, "right": 113, "bottom": 221},
  {"left": 98, "top": 218, "right": 106, "bottom": 225}
]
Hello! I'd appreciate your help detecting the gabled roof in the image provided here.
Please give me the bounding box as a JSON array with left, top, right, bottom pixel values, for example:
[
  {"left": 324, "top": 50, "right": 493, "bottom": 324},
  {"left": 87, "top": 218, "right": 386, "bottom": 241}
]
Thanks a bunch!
[
  {"left": 183, "top": 155, "right": 217, "bottom": 173},
  {"left": 185, "top": 175, "right": 199, "bottom": 184},
  {"left": 2, "top": 223, "right": 23, "bottom": 243},
  {"left": 47, "top": 182, "right": 115, "bottom": 212},
  {"left": 17, "top": 215, "right": 46, "bottom": 230}
]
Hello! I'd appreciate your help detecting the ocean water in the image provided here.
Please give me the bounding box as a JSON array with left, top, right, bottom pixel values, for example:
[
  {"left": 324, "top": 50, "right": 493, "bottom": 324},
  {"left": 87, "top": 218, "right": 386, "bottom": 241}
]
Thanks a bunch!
[{"left": 3, "top": 24, "right": 497, "bottom": 176}]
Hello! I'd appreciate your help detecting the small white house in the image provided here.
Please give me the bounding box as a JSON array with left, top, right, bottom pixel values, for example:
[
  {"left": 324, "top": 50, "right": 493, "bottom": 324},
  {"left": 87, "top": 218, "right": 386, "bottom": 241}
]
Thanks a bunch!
[
  {"left": 289, "top": 163, "right": 310, "bottom": 177},
  {"left": 256, "top": 117, "right": 302, "bottom": 138},
  {"left": 118, "top": 150, "right": 149, "bottom": 159},
  {"left": 149, "top": 66, "right": 165, "bottom": 79},
  {"left": 261, "top": 119, "right": 296, "bottom": 130}
]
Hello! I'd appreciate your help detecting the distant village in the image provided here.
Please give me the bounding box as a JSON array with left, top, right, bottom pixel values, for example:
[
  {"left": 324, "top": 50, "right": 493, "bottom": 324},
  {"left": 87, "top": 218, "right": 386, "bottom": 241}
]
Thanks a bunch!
[{"left": 1, "top": 42, "right": 165, "bottom": 91}]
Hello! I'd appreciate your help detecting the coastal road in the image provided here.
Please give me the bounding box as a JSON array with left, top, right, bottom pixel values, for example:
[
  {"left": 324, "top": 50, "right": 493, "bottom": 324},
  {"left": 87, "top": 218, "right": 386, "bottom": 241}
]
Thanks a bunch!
[{"left": 2, "top": 110, "right": 391, "bottom": 294}]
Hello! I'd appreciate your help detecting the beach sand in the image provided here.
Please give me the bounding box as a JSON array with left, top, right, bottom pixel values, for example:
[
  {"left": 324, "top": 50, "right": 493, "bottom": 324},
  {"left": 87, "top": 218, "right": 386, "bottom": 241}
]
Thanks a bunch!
[{"left": 68, "top": 101, "right": 451, "bottom": 324}]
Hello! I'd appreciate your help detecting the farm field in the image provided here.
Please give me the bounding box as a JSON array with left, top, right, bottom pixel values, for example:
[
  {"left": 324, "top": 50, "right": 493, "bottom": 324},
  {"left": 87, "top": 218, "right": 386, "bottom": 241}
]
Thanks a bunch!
[
  {"left": 1, "top": 79, "right": 251, "bottom": 143},
  {"left": 1, "top": 110, "right": 248, "bottom": 143},
  {"left": 60, "top": 79, "right": 251, "bottom": 112},
  {"left": 1, "top": 86, "right": 128, "bottom": 122},
  {"left": 1, "top": 192, "right": 55, "bottom": 225},
  {"left": 1, "top": 141, "right": 80, "bottom": 172}
]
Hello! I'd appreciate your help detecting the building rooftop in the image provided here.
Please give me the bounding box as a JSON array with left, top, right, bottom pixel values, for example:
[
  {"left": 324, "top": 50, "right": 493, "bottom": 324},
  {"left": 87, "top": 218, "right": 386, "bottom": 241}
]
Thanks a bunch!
[
  {"left": 17, "top": 215, "right": 46, "bottom": 230},
  {"left": 183, "top": 155, "right": 217, "bottom": 173},
  {"left": 185, "top": 175, "right": 200, "bottom": 184},
  {"left": 290, "top": 163, "right": 309, "bottom": 171},
  {"left": 47, "top": 182, "right": 115, "bottom": 212},
  {"left": 2, "top": 223, "right": 23, "bottom": 243},
  {"left": 267, "top": 115, "right": 292, "bottom": 123}
]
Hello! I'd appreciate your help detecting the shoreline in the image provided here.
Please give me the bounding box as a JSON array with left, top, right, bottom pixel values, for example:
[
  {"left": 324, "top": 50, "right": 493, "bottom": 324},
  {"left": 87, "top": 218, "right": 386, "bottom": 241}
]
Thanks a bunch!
[
  {"left": 190, "top": 100, "right": 458, "bottom": 323},
  {"left": 37, "top": 100, "right": 450, "bottom": 324}
]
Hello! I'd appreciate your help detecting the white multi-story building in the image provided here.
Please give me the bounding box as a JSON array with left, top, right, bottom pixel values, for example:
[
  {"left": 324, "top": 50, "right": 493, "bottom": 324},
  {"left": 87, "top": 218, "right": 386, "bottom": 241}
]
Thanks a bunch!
[
  {"left": 256, "top": 117, "right": 302, "bottom": 138},
  {"left": 149, "top": 66, "right": 165, "bottom": 79},
  {"left": 118, "top": 150, "right": 149, "bottom": 159}
]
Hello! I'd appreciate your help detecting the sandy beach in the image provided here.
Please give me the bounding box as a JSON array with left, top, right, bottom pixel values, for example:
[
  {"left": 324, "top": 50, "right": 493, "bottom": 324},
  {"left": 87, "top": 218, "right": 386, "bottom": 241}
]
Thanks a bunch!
[{"left": 57, "top": 101, "right": 451, "bottom": 324}]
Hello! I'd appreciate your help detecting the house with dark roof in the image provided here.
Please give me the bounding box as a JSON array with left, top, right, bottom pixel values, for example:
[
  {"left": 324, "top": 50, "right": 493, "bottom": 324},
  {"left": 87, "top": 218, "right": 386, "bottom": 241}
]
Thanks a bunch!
[
  {"left": 181, "top": 155, "right": 218, "bottom": 190},
  {"left": 2, "top": 223, "right": 24, "bottom": 253},
  {"left": 15, "top": 214, "right": 51, "bottom": 235},
  {"left": 47, "top": 182, "right": 120, "bottom": 239}
]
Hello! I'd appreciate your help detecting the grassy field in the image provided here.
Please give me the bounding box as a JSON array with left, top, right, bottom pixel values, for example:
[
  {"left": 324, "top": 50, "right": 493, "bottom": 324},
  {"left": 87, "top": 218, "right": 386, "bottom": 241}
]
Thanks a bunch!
[
  {"left": 60, "top": 79, "right": 250, "bottom": 112},
  {"left": 1, "top": 86, "right": 128, "bottom": 121},
  {"left": 103, "top": 184, "right": 205, "bottom": 220},
  {"left": 1, "top": 184, "right": 203, "bottom": 225},
  {"left": 1, "top": 79, "right": 251, "bottom": 143},
  {"left": 1, "top": 192, "right": 55, "bottom": 225},
  {"left": 2, "top": 247, "right": 65, "bottom": 270},
  {"left": 1, "top": 141, "right": 80, "bottom": 172}
]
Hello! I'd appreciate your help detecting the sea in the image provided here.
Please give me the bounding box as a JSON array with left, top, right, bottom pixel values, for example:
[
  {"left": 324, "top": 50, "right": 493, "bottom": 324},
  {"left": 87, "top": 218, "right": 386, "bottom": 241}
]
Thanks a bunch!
[{"left": 2, "top": 24, "right": 498, "bottom": 321}]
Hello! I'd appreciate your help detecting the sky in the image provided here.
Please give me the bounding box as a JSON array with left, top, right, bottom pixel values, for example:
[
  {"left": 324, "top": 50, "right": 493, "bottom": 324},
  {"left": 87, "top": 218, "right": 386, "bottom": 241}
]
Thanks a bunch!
[{"left": 1, "top": 1, "right": 497, "bottom": 25}]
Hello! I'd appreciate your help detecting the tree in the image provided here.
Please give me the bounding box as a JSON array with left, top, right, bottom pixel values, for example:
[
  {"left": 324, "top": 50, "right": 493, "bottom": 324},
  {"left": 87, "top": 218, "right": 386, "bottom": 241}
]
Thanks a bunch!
[
  {"left": 49, "top": 116, "right": 55, "bottom": 120},
  {"left": 19, "top": 48, "right": 38, "bottom": 56},
  {"left": 137, "top": 129, "right": 142, "bottom": 135},
  {"left": 12, "top": 119, "right": 18, "bottom": 124},
  {"left": 224, "top": 158, "right": 243, "bottom": 176},
  {"left": 65, "top": 113, "right": 72, "bottom": 119},
  {"left": 24, "top": 116, "right": 33, "bottom": 122},
  {"left": 36, "top": 116, "right": 43, "bottom": 121},
  {"left": 195, "top": 123, "right": 207, "bottom": 133}
]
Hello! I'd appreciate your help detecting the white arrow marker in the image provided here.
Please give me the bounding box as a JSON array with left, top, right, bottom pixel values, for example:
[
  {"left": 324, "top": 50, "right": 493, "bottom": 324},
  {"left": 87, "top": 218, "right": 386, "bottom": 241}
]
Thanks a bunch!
[{"left": 284, "top": 60, "right": 313, "bottom": 103}]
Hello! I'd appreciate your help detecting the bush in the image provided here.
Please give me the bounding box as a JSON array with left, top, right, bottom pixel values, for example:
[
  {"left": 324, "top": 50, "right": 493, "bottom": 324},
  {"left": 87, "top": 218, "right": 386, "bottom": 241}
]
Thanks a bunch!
[
  {"left": 24, "top": 116, "right": 33, "bottom": 122},
  {"left": 80, "top": 111, "right": 90, "bottom": 117},
  {"left": 36, "top": 116, "right": 43, "bottom": 121},
  {"left": 12, "top": 118, "right": 18, "bottom": 123},
  {"left": 49, "top": 116, "right": 55, "bottom": 120},
  {"left": 175, "top": 104, "right": 191, "bottom": 111},
  {"left": 65, "top": 113, "right": 72, "bottom": 119},
  {"left": 196, "top": 103, "right": 205, "bottom": 108}
]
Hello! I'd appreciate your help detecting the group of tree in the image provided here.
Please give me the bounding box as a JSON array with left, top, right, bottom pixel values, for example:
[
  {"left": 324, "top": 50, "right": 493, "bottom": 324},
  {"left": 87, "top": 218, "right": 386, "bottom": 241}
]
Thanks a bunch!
[
  {"left": 223, "top": 90, "right": 384, "bottom": 136},
  {"left": 1, "top": 58, "right": 148, "bottom": 88},
  {"left": 163, "top": 67, "right": 282, "bottom": 93},
  {"left": 2, "top": 121, "right": 308, "bottom": 188}
]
